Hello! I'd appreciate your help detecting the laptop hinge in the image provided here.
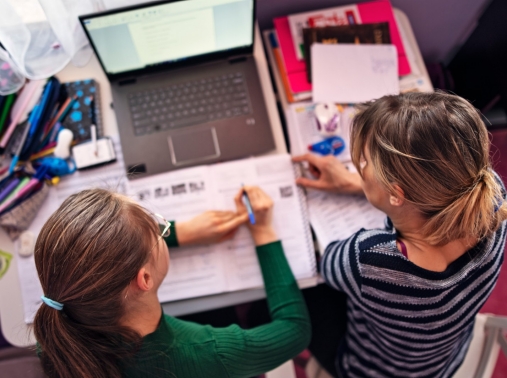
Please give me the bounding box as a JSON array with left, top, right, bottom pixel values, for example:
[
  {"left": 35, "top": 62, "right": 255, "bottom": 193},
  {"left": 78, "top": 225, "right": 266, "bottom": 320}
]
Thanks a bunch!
[
  {"left": 118, "top": 78, "right": 137, "bottom": 86},
  {"left": 228, "top": 56, "right": 247, "bottom": 64}
]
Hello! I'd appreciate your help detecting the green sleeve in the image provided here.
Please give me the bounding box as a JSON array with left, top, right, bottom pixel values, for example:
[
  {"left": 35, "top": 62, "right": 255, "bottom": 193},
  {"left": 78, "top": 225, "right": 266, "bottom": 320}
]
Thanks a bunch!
[
  {"left": 212, "top": 241, "right": 311, "bottom": 377},
  {"left": 161, "top": 221, "right": 179, "bottom": 247}
]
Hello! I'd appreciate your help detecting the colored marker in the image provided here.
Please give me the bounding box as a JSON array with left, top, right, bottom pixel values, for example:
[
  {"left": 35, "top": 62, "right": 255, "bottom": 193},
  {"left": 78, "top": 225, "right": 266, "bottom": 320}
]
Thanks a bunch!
[
  {"left": 0, "top": 178, "right": 20, "bottom": 203},
  {"left": 0, "top": 176, "right": 30, "bottom": 213}
]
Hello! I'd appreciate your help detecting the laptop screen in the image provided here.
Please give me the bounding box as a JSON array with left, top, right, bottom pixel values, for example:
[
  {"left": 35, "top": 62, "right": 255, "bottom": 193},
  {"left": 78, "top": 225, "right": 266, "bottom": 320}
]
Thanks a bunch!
[{"left": 81, "top": 0, "right": 254, "bottom": 75}]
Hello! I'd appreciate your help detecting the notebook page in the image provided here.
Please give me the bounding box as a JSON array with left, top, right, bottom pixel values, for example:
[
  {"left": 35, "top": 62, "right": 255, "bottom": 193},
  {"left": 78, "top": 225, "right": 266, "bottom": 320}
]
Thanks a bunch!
[
  {"left": 210, "top": 154, "right": 315, "bottom": 291},
  {"left": 307, "top": 189, "right": 386, "bottom": 251},
  {"left": 126, "top": 165, "right": 229, "bottom": 303}
]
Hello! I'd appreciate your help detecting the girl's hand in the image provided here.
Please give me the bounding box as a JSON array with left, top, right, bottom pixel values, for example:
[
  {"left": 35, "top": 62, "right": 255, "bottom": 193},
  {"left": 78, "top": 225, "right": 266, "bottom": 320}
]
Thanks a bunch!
[
  {"left": 176, "top": 211, "right": 248, "bottom": 246},
  {"left": 234, "top": 186, "right": 278, "bottom": 246}
]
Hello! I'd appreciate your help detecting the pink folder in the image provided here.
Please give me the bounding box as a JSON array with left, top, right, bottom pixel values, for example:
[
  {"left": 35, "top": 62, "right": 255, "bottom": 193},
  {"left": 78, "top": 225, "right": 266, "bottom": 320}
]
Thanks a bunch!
[{"left": 274, "top": 0, "right": 411, "bottom": 94}]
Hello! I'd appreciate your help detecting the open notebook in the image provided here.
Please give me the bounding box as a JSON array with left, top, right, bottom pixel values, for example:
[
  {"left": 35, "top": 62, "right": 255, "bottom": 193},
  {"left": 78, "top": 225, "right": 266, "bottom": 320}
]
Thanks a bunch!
[
  {"left": 16, "top": 142, "right": 315, "bottom": 322},
  {"left": 128, "top": 154, "right": 316, "bottom": 303}
]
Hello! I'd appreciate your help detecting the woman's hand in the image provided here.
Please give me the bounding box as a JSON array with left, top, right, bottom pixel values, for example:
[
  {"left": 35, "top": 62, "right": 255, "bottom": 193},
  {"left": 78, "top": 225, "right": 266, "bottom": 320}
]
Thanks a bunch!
[
  {"left": 234, "top": 186, "right": 278, "bottom": 246},
  {"left": 292, "top": 153, "right": 364, "bottom": 195},
  {"left": 176, "top": 211, "right": 248, "bottom": 246}
]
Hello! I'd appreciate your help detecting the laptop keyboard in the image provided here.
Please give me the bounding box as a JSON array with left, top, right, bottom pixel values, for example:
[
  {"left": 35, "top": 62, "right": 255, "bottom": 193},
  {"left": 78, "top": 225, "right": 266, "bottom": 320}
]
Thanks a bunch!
[{"left": 128, "top": 72, "right": 251, "bottom": 136}]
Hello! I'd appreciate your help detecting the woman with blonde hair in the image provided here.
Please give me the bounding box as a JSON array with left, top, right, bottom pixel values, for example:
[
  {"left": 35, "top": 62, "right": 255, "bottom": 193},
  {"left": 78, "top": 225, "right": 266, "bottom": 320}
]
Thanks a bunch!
[
  {"left": 294, "top": 92, "right": 507, "bottom": 378},
  {"left": 33, "top": 186, "right": 310, "bottom": 378}
]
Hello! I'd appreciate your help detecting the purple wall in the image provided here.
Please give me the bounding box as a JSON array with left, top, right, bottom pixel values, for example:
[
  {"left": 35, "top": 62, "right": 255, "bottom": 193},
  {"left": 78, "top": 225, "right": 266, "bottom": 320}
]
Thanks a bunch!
[{"left": 257, "top": 0, "right": 492, "bottom": 63}]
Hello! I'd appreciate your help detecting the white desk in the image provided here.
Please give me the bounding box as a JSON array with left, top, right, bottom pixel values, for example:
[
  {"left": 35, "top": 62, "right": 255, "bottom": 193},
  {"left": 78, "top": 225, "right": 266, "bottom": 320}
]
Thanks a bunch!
[{"left": 0, "top": 24, "right": 317, "bottom": 347}]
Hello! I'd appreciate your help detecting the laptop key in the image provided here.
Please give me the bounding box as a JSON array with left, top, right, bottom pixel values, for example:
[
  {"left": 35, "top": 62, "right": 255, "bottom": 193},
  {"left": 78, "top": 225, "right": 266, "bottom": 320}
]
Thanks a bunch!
[{"left": 170, "top": 115, "right": 208, "bottom": 128}]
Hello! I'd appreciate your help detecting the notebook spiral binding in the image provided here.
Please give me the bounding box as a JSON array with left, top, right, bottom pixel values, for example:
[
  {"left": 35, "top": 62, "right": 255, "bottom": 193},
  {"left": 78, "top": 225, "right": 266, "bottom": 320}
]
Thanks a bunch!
[{"left": 292, "top": 162, "right": 317, "bottom": 276}]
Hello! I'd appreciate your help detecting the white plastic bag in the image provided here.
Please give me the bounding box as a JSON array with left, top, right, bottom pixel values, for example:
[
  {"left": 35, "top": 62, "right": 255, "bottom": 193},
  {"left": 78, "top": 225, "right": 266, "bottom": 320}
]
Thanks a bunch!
[
  {"left": 0, "top": 0, "right": 70, "bottom": 79},
  {"left": 0, "top": 0, "right": 153, "bottom": 81},
  {"left": 0, "top": 47, "right": 25, "bottom": 95}
]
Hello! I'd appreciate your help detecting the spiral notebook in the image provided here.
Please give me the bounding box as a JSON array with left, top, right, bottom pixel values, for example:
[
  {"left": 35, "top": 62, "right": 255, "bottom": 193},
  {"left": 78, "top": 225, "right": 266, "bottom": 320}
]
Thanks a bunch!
[{"left": 128, "top": 153, "right": 316, "bottom": 302}]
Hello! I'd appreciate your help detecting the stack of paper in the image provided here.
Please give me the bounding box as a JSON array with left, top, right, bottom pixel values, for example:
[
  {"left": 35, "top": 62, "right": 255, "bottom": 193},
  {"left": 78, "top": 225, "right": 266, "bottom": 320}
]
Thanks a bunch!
[
  {"left": 270, "top": 0, "right": 411, "bottom": 103},
  {"left": 312, "top": 44, "right": 399, "bottom": 103}
]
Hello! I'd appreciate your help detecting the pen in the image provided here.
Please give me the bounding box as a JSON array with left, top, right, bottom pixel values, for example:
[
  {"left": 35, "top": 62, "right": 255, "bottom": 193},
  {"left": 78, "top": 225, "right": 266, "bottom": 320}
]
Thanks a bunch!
[
  {"left": 9, "top": 119, "right": 32, "bottom": 174},
  {"left": 0, "top": 80, "right": 44, "bottom": 150},
  {"left": 91, "top": 125, "right": 98, "bottom": 157},
  {"left": 15, "top": 165, "right": 48, "bottom": 199},
  {"left": 0, "top": 176, "right": 30, "bottom": 213},
  {"left": 59, "top": 95, "right": 78, "bottom": 123},
  {"left": 0, "top": 178, "right": 20, "bottom": 203},
  {"left": 89, "top": 96, "right": 98, "bottom": 156},
  {"left": 44, "top": 96, "right": 72, "bottom": 138},
  {"left": 241, "top": 185, "right": 256, "bottom": 225}
]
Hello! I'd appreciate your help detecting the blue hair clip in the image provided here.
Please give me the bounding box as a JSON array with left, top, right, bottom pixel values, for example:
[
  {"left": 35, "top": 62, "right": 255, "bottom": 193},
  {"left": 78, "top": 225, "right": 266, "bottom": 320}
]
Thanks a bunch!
[{"left": 41, "top": 295, "right": 64, "bottom": 311}]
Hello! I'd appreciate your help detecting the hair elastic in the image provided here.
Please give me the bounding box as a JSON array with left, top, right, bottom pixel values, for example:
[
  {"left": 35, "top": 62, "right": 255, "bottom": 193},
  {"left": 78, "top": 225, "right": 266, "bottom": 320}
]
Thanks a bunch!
[{"left": 41, "top": 296, "right": 64, "bottom": 311}]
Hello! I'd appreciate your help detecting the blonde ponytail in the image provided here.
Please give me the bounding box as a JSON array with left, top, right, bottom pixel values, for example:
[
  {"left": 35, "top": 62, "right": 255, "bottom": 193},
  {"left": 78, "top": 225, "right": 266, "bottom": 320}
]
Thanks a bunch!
[{"left": 422, "top": 170, "right": 506, "bottom": 245}]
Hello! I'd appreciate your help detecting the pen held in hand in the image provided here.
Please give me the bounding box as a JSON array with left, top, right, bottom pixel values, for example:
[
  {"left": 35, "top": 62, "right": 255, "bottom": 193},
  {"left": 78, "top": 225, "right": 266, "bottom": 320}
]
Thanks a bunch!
[{"left": 241, "top": 185, "right": 256, "bottom": 225}]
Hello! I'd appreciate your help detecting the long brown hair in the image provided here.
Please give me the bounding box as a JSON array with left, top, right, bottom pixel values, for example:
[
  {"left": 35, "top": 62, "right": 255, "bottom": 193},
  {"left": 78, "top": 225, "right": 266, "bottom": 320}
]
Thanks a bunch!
[
  {"left": 33, "top": 188, "right": 159, "bottom": 378},
  {"left": 351, "top": 91, "right": 507, "bottom": 245}
]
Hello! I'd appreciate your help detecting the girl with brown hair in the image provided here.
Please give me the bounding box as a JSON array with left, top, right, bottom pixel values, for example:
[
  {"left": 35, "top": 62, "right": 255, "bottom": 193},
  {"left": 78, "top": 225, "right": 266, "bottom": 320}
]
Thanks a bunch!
[
  {"left": 33, "top": 186, "right": 310, "bottom": 378},
  {"left": 293, "top": 92, "right": 507, "bottom": 378}
]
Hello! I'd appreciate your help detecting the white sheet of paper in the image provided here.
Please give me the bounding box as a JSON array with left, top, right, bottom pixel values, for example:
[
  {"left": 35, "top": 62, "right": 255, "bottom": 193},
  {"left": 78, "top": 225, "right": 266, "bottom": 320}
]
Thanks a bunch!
[
  {"left": 312, "top": 44, "right": 399, "bottom": 103},
  {"left": 306, "top": 189, "right": 386, "bottom": 251}
]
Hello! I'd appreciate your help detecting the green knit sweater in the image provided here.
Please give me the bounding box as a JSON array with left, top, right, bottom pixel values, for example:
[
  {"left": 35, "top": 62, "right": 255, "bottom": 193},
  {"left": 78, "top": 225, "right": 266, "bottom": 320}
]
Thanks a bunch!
[{"left": 119, "top": 224, "right": 311, "bottom": 378}]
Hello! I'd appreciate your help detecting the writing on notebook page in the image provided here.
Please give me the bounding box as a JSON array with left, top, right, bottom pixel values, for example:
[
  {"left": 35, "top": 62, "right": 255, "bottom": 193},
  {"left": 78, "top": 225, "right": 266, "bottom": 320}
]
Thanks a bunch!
[{"left": 129, "top": 154, "right": 315, "bottom": 303}]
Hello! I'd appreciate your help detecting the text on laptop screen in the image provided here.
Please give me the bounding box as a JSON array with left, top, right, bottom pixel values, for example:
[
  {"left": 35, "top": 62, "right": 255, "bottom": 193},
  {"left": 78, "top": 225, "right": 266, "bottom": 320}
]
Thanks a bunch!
[{"left": 82, "top": 0, "right": 254, "bottom": 75}]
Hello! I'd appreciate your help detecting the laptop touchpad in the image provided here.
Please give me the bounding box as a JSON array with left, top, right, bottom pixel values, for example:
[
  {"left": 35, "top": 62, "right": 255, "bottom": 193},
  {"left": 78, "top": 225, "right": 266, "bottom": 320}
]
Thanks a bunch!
[{"left": 169, "top": 128, "right": 220, "bottom": 166}]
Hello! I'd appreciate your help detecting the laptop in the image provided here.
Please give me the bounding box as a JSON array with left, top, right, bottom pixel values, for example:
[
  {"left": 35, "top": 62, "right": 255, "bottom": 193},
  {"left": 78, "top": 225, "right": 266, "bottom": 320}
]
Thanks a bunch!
[{"left": 79, "top": 0, "right": 275, "bottom": 179}]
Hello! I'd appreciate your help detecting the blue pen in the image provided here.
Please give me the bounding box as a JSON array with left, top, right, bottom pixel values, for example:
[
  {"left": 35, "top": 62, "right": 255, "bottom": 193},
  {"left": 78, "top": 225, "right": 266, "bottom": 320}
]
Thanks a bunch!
[
  {"left": 241, "top": 185, "right": 256, "bottom": 225},
  {"left": 26, "top": 81, "right": 51, "bottom": 141},
  {"left": 9, "top": 114, "right": 36, "bottom": 173}
]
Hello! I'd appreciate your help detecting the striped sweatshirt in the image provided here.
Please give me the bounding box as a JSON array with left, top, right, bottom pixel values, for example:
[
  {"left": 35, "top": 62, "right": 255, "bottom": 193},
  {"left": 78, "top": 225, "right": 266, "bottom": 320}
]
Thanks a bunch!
[{"left": 322, "top": 199, "right": 506, "bottom": 377}]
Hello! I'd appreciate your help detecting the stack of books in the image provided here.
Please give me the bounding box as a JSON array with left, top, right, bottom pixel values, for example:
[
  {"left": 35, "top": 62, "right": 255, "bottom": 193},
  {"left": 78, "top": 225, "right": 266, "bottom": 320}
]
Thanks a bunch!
[{"left": 266, "top": 0, "right": 411, "bottom": 103}]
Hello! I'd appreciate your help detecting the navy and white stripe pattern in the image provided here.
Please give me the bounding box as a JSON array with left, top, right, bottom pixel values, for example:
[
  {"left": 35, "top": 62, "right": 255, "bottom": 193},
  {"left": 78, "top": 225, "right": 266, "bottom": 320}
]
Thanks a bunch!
[{"left": 322, "top": 185, "right": 506, "bottom": 377}]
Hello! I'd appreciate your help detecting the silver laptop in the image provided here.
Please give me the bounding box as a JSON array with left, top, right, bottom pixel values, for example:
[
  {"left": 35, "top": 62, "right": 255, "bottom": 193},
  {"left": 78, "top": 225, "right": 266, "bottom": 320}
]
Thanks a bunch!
[{"left": 79, "top": 0, "right": 275, "bottom": 179}]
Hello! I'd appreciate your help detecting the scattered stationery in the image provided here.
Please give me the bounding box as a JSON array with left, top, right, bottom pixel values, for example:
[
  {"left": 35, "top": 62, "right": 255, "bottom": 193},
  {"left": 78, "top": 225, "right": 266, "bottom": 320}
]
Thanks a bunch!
[
  {"left": 312, "top": 44, "right": 399, "bottom": 103},
  {"left": 0, "top": 94, "right": 15, "bottom": 136},
  {"left": 286, "top": 102, "right": 355, "bottom": 161},
  {"left": 0, "top": 80, "right": 45, "bottom": 152},
  {"left": 265, "top": 31, "right": 311, "bottom": 103},
  {"left": 273, "top": 0, "right": 411, "bottom": 96},
  {"left": 302, "top": 22, "right": 391, "bottom": 82}
]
